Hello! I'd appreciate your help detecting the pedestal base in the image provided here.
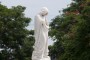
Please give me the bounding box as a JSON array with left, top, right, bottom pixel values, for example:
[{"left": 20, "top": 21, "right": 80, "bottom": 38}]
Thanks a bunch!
[{"left": 40, "top": 56, "right": 51, "bottom": 60}]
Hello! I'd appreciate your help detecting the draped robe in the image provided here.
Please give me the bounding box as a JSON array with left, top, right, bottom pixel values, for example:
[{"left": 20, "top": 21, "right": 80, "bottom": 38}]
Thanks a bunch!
[{"left": 32, "top": 8, "right": 50, "bottom": 60}]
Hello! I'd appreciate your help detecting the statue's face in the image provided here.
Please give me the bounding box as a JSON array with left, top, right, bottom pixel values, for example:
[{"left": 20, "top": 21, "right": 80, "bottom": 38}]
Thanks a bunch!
[
  {"left": 45, "top": 12, "right": 48, "bottom": 16},
  {"left": 40, "top": 7, "right": 48, "bottom": 16},
  {"left": 41, "top": 12, "right": 48, "bottom": 16}
]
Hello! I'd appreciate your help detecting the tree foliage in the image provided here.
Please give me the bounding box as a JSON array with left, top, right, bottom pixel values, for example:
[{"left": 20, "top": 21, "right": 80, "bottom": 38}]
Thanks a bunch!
[
  {"left": 0, "top": 4, "right": 34, "bottom": 60},
  {"left": 49, "top": 0, "right": 90, "bottom": 60}
]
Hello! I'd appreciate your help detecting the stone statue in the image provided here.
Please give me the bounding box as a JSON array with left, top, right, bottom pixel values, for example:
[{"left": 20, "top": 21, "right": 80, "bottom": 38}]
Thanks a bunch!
[{"left": 32, "top": 7, "right": 50, "bottom": 60}]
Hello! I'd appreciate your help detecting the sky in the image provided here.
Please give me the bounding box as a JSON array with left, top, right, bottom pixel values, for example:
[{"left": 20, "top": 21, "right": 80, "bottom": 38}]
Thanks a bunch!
[{"left": 0, "top": 0, "right": 72, "bottom": 45}]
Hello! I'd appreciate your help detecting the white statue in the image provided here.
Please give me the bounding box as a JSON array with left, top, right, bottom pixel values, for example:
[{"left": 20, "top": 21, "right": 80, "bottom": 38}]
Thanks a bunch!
[{"left": 32, "top": 7, "right": 50, "bottom": 60}]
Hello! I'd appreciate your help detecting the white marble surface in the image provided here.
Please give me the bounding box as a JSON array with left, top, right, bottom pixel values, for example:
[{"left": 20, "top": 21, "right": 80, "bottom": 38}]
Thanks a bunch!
[{"left": 32, "top": 7, "right": 51, "bottom": 60}]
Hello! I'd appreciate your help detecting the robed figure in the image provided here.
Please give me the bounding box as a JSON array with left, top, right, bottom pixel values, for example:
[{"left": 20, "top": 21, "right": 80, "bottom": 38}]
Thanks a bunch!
[{"left": 32, "top": 7, "right": 50, "bottom": 60}]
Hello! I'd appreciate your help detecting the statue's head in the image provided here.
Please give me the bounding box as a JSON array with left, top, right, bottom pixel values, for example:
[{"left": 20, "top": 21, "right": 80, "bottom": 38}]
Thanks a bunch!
[{"left": 39, "top": 7, "right": 48, "bottom": 16}]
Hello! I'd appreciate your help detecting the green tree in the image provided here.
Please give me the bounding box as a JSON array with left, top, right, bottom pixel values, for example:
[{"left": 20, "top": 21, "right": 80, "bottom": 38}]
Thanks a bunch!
[
  {"left": 49, "top": 0, "right": 90, "bottom": 60},
  {"left": 0, "top": 4, "right": 34, "bottom": 60}
]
